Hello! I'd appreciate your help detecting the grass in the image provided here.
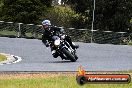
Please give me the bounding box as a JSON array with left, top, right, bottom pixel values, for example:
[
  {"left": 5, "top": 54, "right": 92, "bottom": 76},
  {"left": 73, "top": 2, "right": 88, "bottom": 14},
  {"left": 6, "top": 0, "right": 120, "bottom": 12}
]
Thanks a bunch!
[
  {"left": 0, "top": 30, "right": 18, "bottom": 36},
  {"left": 0, "top": 54, "right": 7, "bottom": 62},
  {"left": 0, "top": 30, "right": 42, "bottom": 39},
  {"left": 0, "top": 72, "right": 131, "bottom": 88},
  {"left": 127, "top": 40, "right": 132, "bottom": 45},
  {"left": 25, "top": 32, "right": 42, "bottom": 39}
]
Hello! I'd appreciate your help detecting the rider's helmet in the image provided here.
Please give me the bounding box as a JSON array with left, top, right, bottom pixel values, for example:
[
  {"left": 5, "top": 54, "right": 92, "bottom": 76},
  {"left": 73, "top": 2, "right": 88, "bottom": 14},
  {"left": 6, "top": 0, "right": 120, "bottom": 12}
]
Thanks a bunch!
[{"left": 42, "top": 20, "right": 51, "bottom": 29}]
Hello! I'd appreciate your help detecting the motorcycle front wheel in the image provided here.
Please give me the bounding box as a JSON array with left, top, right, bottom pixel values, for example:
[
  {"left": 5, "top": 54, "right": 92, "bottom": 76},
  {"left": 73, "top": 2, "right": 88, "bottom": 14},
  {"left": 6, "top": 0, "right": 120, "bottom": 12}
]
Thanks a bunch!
[{"left": 62, "top": 48, "right": 76, "bottom": 62}]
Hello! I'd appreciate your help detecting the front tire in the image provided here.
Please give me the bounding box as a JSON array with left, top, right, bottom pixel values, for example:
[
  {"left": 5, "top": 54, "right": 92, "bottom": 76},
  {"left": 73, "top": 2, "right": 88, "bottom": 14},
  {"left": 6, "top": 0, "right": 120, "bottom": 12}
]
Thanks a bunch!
[{"left": 62, "top": 48, "right": 76, "bottom": 62}]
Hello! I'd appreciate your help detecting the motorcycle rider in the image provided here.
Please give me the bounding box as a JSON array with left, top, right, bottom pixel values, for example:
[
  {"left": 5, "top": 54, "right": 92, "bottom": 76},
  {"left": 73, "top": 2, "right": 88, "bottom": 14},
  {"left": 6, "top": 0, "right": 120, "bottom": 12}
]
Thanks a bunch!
[{"left": 41, "top": 20, "right": 79, "bottom": 58}]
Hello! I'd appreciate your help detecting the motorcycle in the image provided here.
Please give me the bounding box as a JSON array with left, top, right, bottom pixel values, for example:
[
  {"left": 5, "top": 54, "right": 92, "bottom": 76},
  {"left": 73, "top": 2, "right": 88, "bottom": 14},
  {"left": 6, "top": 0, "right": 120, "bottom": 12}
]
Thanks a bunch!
[{"left": 49, "top": 35, "right": 78, "bottom": 62}]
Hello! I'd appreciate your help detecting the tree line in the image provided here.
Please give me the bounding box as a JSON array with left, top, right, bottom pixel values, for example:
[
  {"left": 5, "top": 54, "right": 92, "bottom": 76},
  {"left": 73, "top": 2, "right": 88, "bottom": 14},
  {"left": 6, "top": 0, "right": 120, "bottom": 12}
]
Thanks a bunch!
[{"left": 0, "top": 0, "right": 132, "bottom": 32}]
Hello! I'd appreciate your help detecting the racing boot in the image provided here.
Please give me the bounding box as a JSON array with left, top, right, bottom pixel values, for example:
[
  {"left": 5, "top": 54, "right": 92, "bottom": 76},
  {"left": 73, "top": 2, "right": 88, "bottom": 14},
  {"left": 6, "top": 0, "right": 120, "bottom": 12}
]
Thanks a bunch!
[
  {"left": 71, "top": 42, "right": 79, "bottom": 49},
  {"left": 65, "top": 36, "right": 79, "bottom": 49}
]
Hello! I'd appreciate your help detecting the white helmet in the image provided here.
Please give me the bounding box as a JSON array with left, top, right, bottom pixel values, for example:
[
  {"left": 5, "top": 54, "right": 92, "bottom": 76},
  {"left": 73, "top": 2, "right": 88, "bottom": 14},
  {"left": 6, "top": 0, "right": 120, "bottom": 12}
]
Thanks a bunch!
[{"left": 42, "top": 20, "right": 51, "bottom": 26}]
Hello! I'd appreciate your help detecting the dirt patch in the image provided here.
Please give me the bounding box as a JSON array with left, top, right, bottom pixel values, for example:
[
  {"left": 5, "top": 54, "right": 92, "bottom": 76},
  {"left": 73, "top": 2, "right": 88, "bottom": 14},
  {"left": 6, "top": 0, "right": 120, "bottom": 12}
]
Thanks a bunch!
[
  {"left": 0, "top": 72, "right": 76, "bottom": 79},
  {"left": 0, "top": 72, "right": 131, "bottom": 80}
]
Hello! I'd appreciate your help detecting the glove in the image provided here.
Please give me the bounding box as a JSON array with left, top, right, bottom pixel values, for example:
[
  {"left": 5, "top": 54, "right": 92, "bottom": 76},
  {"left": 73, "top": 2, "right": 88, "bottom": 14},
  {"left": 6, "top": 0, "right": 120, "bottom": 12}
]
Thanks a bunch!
[
  {"left": 61, "top": 35, "right": 65, "bottom": 40},
  {"left": 45, "top": 42, "right": 49, "bottom": 47}
]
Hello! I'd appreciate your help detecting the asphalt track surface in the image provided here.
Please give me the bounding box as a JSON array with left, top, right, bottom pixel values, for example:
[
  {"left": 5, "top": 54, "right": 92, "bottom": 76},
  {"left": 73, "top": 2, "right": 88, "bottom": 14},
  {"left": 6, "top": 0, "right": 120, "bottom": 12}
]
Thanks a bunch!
[{"left": 0, "top": 37, "right": 132, "bottom": 71}]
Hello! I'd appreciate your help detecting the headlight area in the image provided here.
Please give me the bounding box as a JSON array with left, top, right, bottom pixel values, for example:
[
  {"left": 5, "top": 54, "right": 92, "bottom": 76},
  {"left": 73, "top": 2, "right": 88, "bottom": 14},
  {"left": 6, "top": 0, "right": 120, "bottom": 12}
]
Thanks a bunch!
[{"left": 54, "top": 39, "right": 61, "bottom": 46}]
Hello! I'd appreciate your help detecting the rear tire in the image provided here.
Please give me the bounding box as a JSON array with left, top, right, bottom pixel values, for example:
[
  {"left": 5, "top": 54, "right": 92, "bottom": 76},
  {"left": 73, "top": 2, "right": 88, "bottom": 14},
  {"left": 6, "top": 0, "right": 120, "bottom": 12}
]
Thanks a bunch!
[{"left": 62, "top": 48, "right": 76, "bottom": 62}]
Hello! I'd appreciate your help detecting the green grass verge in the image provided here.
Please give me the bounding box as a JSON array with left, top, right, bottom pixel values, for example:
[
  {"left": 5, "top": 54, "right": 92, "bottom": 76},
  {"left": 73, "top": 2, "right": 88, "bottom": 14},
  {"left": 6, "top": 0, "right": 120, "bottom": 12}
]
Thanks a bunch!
[
  {"left": 127, "top": 40, "right": 132, "bottom": 45},
  {"left": 0, "top": 30, "right": 42, "bottom": 39},
  {"left": 0, "top": 30, "right": 17, "bottom": 36},
  {"left": 25, "top": 32, "right": 42, "bottom": 39},
  {"left": 0, "top": 72, "right": 131, "bottom": 88},
  {"left": 0, "top": 54, "right": 7, "bottom": 62}
]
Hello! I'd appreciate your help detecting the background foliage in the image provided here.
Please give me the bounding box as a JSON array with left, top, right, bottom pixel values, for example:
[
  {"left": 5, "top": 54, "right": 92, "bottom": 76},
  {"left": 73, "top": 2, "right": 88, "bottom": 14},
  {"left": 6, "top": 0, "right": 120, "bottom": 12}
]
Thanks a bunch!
[
  {"left": 40, "top": 6, "right": 79, "bottom": 28},
  {"left": 63, "top": 0, "right": 132, "bottom": 32},
  {"left": 0, "top": 0, "right": 132, "bottom": 32}
]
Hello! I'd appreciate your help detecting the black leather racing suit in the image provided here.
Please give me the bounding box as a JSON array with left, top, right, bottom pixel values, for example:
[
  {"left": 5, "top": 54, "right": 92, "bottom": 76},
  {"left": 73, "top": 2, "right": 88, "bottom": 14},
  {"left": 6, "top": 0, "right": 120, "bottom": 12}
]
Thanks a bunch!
[{"left": 42, "top": 26, "right": 75, "bottom": 58}]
